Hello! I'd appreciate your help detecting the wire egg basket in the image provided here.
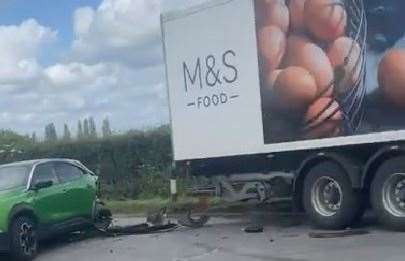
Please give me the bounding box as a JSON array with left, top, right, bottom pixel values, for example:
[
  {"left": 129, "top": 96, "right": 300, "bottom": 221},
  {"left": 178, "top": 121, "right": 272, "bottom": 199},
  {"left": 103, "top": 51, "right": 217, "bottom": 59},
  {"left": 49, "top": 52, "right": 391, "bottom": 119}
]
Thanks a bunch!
[{"left": 303, "top": 0, "right": 367, "bottom": 136}]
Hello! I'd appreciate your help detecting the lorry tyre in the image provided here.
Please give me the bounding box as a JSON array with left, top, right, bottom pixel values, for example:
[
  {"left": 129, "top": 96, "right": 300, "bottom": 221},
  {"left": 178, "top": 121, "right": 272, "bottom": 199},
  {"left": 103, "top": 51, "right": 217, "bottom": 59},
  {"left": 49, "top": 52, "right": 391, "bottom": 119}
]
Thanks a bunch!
[
  {"left": 303, "top": 160, "right": 361, "bottom": 229},
  {"left": 10, "top": 216, "right": 38, "bottom": 261},
  {"left": 371, "top": 157, "right": 405, "bottom": 231}
]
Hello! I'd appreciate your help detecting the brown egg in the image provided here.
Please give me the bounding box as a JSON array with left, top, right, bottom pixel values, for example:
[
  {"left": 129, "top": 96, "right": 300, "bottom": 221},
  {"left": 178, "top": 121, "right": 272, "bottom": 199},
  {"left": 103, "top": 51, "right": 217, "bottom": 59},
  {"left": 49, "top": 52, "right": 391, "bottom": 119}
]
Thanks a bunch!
[
  {"left": 304, "top": 97, "right": 343, "bottom": 138},
  {"left": 304, "top": 0, "right": 347, "bottom": 42},
  {"left": 266, "top": 70, "right": 282, "bottom": 91},
  {"left": 328, "top": 37, "right": 362, "bottom": 93},
  {"left": 258, "top": 26, "right": 286, "bottom": 73},
  {"left": 289, "top": 0, "right": 307, "bottom": 31},
  {"left": 262, "top": 70, "right": 283, "bottom": 108},
  {"left": 258, "top": 0, "right": 290, "bottom": 33},
  {"left": 273, "top": 66, "right": 317, "bottom": 111},
  {"left": 285, "top": 34, "right": 334, "bottom": 96},
  {"left": 378, "top": 49, "right": 405, "bottom": 108}
]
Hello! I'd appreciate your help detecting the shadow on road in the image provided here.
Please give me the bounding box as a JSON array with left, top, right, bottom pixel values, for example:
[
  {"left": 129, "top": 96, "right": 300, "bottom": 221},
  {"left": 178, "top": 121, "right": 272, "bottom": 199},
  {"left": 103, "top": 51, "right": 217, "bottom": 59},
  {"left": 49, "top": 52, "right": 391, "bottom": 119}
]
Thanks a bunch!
[
  {"left": 0, "top": 210, "right": 382, "bottom": 261},
  {"left": 0, "top": 230, "right": 102, "bottom": 261}
]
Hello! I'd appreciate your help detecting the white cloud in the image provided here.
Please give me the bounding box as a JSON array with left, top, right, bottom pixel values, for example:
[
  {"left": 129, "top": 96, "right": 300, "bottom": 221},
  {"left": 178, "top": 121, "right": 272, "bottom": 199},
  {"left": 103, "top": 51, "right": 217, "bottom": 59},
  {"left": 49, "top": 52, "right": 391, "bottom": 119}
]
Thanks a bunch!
[
  {"left": 0, "top": 0, "right": 208, "bottom": 136},
  {"left": 0, "top": 19, "right": 56, "bottom": 85},
  {"left": 70, "top": 0, "right": 208, "bottom": 66},
  {"left": 44, "top": 62, "right": 110, "bottom": 88},
  {"left": 0, "top": 19, "right": 56, "bottom": 62},
  {"left": 71, "top": 0, "right": 162, "bottom": 67},
  {"left": 73, "top": 7, "right": 95, "bottom": 38}
]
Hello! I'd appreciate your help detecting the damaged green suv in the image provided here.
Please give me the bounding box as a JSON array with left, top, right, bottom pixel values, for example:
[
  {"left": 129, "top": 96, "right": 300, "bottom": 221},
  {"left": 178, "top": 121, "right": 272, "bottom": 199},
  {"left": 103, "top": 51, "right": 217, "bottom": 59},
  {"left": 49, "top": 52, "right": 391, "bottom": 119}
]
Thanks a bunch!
[{"left": 0, "top": 159, "right": 98, "bottom": 260}]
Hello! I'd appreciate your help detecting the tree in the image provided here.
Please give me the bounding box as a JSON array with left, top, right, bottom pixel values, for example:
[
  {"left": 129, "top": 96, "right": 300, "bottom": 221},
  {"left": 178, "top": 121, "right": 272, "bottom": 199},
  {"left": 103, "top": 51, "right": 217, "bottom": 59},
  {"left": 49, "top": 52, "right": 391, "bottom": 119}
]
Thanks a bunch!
[
  {"left": 44, "top": 124, "right": 50, "bottom": 141},
  {"left": 63, "top": 124, "right": 71, "bottom": 141},
  {"left": 31, "top": 132, "right": 37, "bottom": 143},
  {"left": 0, "top": 129, "right": 31, "bottom": 153},
  {"left": 102, "top": 118, "right": 112, "bottom": 138},
  {"left": 0, "top": 125, "right": 173, "bottom": 200},
  {"left": 77, "top": 120, "right": 83, "bottom": 140},
  {"left": 89, "top": 117, "right": 97, "bottom": 138},
  {"left": 83, "top": 119, "right": 90, "bottom": 138},
  {"left": 44, "top": 123, "right": 57, "bottom": 142}
]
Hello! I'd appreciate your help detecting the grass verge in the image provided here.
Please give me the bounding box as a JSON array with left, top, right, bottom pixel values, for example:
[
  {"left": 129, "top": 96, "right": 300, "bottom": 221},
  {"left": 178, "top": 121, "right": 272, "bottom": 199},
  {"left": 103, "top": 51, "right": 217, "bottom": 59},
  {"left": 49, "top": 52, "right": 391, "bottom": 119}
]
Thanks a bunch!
[
  {"left": 104, "top": 197, "right": 293, "bottom": 216},
  {"left": 104, "top": 197, "right": 223, "bottom": 215},
  {"left": 105, "top": 198, "right": 170, "bottom": 215}
]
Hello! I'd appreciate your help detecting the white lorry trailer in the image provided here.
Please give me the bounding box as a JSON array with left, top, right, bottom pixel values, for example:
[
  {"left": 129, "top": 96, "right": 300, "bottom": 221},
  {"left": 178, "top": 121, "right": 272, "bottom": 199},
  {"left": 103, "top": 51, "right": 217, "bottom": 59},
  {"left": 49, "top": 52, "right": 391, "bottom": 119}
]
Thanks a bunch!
[{"left": 161, "top": 0, "right": 405, "bottom": 230}]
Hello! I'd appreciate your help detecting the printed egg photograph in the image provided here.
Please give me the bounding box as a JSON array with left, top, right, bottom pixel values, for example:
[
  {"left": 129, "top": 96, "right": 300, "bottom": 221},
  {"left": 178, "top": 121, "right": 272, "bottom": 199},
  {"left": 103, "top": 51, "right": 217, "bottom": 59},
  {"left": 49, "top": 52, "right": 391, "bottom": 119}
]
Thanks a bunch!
[{"left": 256, "top": 0, "right": 405, "bottom": 143}]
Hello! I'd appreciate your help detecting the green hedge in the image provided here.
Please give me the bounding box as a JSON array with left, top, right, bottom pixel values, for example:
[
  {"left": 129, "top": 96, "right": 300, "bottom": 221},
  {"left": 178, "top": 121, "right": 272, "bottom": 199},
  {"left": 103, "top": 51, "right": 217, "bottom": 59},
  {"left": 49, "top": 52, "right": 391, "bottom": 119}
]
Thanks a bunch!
[{"left": 0, "top": 126, "right": 181, "bottom": 199}]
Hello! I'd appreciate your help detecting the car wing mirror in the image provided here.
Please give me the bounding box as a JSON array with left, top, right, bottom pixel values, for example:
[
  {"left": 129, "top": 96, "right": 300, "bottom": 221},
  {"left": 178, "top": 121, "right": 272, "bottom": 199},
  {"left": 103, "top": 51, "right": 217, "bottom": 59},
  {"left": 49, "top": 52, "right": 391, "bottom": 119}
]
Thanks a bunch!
[{"left": 33, "top": 180, "right": 53, "bottom": 191}]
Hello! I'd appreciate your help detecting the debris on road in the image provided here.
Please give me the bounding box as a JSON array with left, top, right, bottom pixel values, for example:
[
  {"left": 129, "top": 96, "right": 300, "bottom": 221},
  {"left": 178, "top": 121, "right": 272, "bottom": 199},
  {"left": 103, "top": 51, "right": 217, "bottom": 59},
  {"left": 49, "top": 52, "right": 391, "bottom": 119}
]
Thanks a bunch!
[
  {"left": 244, "top": 225, "right": 264, "bottom": 233},
  {"left": 90, "top": 205, "right": 211, "bottom": 239},
  {"left": 308, "top": 229, "right": 370, "bottom": 239},
  {"left": 103, "top": 223, "right": 179, "bottom": 236},
  {"left": 177, "top": 210, "right": 210, "bottom": 228}
]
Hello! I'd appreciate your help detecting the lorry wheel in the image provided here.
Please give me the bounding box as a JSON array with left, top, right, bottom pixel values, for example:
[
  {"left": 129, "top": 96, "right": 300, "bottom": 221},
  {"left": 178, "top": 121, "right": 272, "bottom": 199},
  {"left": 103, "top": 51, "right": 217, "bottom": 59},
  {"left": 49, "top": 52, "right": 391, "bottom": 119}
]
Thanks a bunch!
[
  {"left": 10, "top": 216, "right": 38, "bottom": 261},
  {"left": 303, "top": 161, "right": 361, "bottom": 229},
  {"left": 371, "top": 157, "right": 405, "bottom": 231}
]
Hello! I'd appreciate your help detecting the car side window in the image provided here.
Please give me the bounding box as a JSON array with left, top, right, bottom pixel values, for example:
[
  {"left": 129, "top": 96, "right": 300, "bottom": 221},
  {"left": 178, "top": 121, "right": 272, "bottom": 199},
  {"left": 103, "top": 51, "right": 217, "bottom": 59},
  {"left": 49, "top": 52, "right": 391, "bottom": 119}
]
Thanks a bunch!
[
  {"left": 55, "top": 163, "right": 83, "bottom": 183},
  {"left": 32, "top": 163, "right": 59, "bottom": 186}
]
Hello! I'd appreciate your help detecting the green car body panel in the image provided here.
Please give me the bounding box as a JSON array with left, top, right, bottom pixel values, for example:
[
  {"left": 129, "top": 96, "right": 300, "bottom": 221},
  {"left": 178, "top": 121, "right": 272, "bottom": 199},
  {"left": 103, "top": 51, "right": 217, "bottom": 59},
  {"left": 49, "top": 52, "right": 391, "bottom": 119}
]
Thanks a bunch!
[
  {"left": 0, "top": 187, "right": 31, "bottom": 232},
  {"left": 0, "top": 159, "right": 97, "bottom": 252},
  {"left": 31, "top": 174, "right": 96, "bottom": 224}
]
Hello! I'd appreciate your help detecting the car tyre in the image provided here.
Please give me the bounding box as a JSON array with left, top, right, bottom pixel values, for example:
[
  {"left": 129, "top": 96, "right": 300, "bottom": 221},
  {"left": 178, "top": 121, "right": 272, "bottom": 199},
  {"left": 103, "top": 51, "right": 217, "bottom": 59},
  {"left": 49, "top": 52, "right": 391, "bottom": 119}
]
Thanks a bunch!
[
  {"left": 9, "top": 216, "right": 38, "bottom": 261},
  {"left": 371, "top": 156, "right": 405, "bottom": 231},
  {"left": 303, "top": 160, "right": 362, "bottom": 229}
]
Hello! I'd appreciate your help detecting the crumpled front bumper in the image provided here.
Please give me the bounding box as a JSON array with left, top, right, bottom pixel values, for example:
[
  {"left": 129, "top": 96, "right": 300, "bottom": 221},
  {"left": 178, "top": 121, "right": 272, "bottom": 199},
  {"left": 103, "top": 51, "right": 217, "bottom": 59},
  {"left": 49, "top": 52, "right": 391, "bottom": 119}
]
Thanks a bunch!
[{"left": 0, "top": 232, "right": 9, "bottom": 252}]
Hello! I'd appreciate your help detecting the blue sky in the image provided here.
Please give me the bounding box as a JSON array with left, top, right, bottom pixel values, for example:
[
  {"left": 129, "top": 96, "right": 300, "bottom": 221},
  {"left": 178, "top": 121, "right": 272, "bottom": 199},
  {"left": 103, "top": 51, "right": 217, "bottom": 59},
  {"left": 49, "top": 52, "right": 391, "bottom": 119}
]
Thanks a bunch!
[
  {"left": 0, "top": 0, "right": 101, "bottom": 65},
  {"left": 0, "top": 0, "right": 205, "bottom": 138}
]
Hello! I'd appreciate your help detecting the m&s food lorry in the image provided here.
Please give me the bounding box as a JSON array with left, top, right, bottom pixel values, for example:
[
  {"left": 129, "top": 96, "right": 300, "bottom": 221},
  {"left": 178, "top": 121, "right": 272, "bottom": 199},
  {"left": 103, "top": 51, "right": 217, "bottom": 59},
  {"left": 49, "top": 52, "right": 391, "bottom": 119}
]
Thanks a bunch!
[{"left": 161, "top": 0, "right": 405, "bottom": 230}]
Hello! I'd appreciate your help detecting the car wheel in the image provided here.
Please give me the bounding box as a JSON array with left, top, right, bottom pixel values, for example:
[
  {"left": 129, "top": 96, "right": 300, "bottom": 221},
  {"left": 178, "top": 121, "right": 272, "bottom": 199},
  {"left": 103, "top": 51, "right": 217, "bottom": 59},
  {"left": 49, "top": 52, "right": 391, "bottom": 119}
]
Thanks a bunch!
[
  {"left": 371, "top": 156, "right": 405, "bottom": 231},
  {"left": 10, "top": 216, "right": 38, "bottom": 261},
  {"left": 303, "top": 160, "right": 362, "bottom": 229}
]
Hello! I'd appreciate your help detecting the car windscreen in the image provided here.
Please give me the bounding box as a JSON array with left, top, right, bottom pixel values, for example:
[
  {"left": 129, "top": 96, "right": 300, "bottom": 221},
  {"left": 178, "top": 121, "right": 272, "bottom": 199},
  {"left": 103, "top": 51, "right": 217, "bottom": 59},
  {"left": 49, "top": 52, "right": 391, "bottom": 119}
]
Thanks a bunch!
[{"left": 0, "top": 165, "right": 32, "bottom": 191}]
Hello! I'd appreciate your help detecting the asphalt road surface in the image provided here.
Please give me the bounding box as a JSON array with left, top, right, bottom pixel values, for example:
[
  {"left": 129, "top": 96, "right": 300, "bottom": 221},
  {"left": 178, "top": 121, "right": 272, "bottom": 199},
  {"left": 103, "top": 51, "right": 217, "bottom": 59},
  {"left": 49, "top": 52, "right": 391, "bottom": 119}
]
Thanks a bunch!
[{"left": 2, "top": 211, "right": 405, "bottom": 261}]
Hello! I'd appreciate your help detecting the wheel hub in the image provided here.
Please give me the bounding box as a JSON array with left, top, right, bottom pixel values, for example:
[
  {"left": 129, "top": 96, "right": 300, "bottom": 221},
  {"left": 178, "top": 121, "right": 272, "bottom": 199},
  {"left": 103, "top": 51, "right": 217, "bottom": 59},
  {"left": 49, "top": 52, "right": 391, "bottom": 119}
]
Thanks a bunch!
[
  {"left": 19, "top": 223, "right": 36, "bottom": 256},
  {"left": 311, "top": 177, "right": 343, "bottom": 217},
  {"left": 395, "top": 181, "right": 405, "bottom": 202},
  {"left": 323, "top": 182, "right": 341, "bottom": 205},
  {"left": 382, "top": 173, "right": 405, "bottom": 217}
]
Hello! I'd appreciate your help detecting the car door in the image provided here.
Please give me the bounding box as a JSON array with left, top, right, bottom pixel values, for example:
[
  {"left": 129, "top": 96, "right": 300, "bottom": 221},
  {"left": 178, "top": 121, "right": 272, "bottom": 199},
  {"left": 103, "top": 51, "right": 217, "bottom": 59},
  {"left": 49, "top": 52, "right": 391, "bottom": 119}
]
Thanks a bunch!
[
  {"left": 54, "top": 162, "right": 95, "bottom": 219},
  {"left": 30, "top": 163, "right": 67, "bottom": 224}
]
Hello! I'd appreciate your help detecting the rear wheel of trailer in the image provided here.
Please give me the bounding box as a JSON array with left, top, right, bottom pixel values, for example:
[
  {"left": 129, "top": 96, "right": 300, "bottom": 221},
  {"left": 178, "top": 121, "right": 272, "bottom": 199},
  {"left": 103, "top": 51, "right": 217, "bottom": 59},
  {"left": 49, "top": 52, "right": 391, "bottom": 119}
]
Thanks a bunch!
[
  {"left": 302, "top": 160, "right": 364, "bottom": 229},
  {"left": 371, "top": 156, "right": 405, "bottom": 231}
]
